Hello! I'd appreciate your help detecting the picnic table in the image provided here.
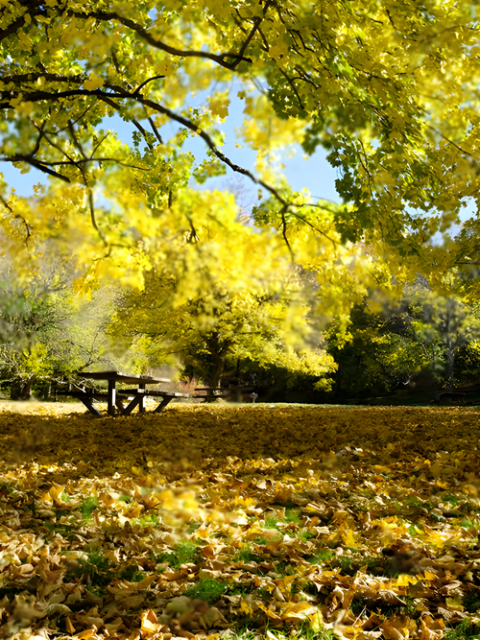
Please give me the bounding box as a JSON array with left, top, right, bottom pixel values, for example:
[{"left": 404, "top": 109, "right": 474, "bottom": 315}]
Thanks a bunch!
[{"left": 59, "top": 371, "right": 188, "bottom": 417}]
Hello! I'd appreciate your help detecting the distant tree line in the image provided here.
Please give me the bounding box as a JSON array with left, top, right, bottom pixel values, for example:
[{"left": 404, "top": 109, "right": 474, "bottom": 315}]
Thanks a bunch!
[{"left": 1, "top": 263, "right": 478, "bottom": 405}]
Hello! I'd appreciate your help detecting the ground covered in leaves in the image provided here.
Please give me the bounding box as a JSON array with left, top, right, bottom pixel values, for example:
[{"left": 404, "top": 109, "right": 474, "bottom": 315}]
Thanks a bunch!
[{"left": 1, "top": 403, "right": 480, "bottom": 640}]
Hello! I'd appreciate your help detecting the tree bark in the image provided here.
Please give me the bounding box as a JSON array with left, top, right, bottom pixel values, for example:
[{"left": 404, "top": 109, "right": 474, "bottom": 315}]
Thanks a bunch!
[
  {"left": 10, "top": 378, "right": 33, "bottom": 400},
  {"left": 208, "top": 355, "right": 225, "bottom": 389},
  {"left": 446, "top": 339, "right": 455, "bottom": 394},
  {"left": 431, "top": 344, "right": 440, "bottom": 402}
]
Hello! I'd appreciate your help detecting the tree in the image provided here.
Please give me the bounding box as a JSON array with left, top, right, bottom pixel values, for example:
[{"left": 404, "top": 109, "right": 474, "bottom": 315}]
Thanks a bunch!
[
  {"left": 326, "top": 304, "right": 424, "bottom": 401},
  {"left": 2, "top": 0, "right": 480, "bottom": 299},
  {"left": 0, "top": 256, "right": 127, "bottom": 398},
  {"left": 403, "top": 286, "right": 480, "bottom": 401},
  {"left": 111, "top": 240, "right": 336, "bottom": 389}
]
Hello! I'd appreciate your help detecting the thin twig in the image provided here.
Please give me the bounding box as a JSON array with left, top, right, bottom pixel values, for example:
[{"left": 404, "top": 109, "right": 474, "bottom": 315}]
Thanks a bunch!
[
  {"left": 133, "top": 74, "right": 165, "bottom": 95},
  {"left": 281, "top": 207, "right": 294, "bottom": 260}
]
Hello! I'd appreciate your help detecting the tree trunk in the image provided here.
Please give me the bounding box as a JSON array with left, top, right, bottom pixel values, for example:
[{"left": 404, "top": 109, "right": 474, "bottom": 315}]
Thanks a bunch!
[
  {"left": 209, "top": 356, "right": 225, "bottom": 389},
  {"left": 205, "top": 333, "right": 230, "bottom": 389},
  {"left": 431, "top": 344, "right": 440, "bottom": 402},
  {"left": 446, "top": 341, "right": 455, "bottom": 393},
  {"left": 11, "top": 378, "right": 33, "bottom": 400}
]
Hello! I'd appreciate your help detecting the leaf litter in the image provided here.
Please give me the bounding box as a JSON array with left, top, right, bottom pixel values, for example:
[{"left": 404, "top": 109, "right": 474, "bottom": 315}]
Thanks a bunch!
[{"left": 0, "top": 404, "right": 480, "bottom": 640}]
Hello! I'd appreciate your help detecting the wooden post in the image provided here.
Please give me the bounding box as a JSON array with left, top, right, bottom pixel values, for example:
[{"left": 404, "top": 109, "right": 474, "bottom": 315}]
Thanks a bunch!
[
  {"left": 138, "top": 384, "right": 145, "bottom": 413},
  {"left": 80, "top": 397, "right": 102, "bottom": 417},
  {"left": 108, "top": 379, "right": 116, "bottom": 416},
  {"left": 153, "top": 396, "right": 173, "bottom": 413}
]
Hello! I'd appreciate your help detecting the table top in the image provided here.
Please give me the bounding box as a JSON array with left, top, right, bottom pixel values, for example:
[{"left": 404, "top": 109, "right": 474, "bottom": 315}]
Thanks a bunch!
[{"left": 79, "top": 371, "right": 171, "bottom": 384}]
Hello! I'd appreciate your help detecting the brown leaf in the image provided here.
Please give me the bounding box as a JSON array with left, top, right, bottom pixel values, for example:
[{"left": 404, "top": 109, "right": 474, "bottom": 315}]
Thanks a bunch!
[
  {"left": 202, "top": 606, "right": 228, "bottom": 629},
  {"left": 119, "top": 594, "right": 145, "bottom": 610}
]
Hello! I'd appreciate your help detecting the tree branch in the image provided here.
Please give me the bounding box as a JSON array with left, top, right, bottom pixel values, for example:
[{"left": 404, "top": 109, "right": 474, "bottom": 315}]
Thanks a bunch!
[
  {"left": 0, "top": 193, "right": 32, "bottom": 245},
  {"left": 0, "top": 155, "right": 71, "bottom": 182},
  {"left": 70, "top": 9, "right": 252, "bottom": 70},
  {"left": 38, "top": 157, "right": 150, "bottom": 170},
  {"left": 281, "top": 207, "right": 294, "bottom": 260},
  {"left": 0, "top": 85, "right": 337, "bottom": 246},
  {"left": 67, "top": 120, "right": 107, "bottom": 245},
  {"left": 130, "top": 118, "right": 154, "bottom": 149},
  {"left": 232, "top": 0, "right": 274, "bottom": 69},
  {"left": 0, "top": 15, "right": 27, "bottom": 44},
  {"left": 133, "top": 75, "right": 165, "bottom": 96},
  {"left": 147, "top": 116, "right": 163, "bottom": 144}
]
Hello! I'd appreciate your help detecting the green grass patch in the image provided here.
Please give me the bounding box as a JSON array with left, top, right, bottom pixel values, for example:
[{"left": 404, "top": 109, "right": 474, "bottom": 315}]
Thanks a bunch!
[
  {"left": 81, "top": 496, "right": 99, "bottom": 519},
  {"left": 445, "top": 618, "right": 480, "bottom": 640},
  {"left": 156, "top": 541, "right": 200, "bottom": 569},
  {"left": 183, "top": 578, "right": 228, "bottom": 604}
]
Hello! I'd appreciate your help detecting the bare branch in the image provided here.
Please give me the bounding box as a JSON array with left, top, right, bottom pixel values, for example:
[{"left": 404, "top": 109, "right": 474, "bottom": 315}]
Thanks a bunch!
[
  {"left": 91, "top": 133, "right": 109, "bottom": 158},
  {"left": 29, "top": 117, "right": 79, "bottom": 166},
  {"left": 0, "top": 155, "right": 71, "bottom": 182},
  {"left": 39, "top": 157, "right": 150, "bottom": 171},
  {"left": 232, "top": 0, "right": 275, "bottom": 69},
  {"left": 147, "top": 116, "right": 164, "bottom": 144},
  {"left": 68, "top": 120, "right": 87, "bottom": 159},
  {"left": 281, "top": 207, "right": 294, "bottom": 260},
  {"left": 277, "top": 66, "right": 304, "bottom": 110},
  {"left": 130, "top": 118, "right": 154, "bottom": 149},
  {"left": 133, "top": 75, "right": 165, "bottom": 96},
  {"left": 428, "top": 125, "right": 474, "bottom": 158},
  {"left": 87, "top": 188, "right": 107, "bottom": 246}
]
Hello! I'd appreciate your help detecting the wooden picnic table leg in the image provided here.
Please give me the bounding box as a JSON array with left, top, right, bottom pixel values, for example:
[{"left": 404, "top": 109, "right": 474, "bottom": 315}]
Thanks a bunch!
[
  {"left": 108, "top": 380, "right": 116, "bottom": 417},
  {"left": 138, "top": 384, "right": 145, "bottom": 413},
  {"left": 153, "top": 396, "right": 173, "bottom": 414},
  {"left": 79, "top": 396, "right": 102, "bottom": 417},
  {"left": 116, "top": 398, "right": 126, "bottom": 414},
  {"left": 122, "top": 395, "right": 142, "bottom": 416}
]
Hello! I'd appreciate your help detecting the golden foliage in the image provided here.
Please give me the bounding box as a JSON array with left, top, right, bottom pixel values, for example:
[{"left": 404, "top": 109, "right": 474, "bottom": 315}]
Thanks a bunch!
[{"left": 1, "top": 404, "right": 480, "bottom": 639}]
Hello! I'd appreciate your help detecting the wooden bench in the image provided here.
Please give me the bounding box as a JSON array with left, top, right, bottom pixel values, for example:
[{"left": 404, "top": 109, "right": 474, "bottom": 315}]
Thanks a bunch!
[{"left": 194, "top": 386, "right": 255, "bottom": 402}]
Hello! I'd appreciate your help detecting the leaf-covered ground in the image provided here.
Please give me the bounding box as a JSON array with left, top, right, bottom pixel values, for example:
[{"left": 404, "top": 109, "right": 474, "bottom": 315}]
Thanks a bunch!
[{"left": 1, "top": 403, "right": 480, "bottom": 640}]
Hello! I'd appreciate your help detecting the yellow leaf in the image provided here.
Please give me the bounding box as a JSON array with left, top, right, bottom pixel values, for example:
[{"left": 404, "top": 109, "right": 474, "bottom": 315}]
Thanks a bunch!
[
  {"left": 423, "top": 571, "right": 437, "bottom": 581},
  {"left": 343, "top": 528, "right": 357, "bottom": 548},
  {"left": 395, "top": 574, "right": 419, "bottom": 587},
  {"left": 240, "top": 599, "right": 254, "bottom": 616},
  {"left": 446, "top": 597, "right": 464, "bottom": 611},
  {"left": 65, "top": 617, "right": 76, "bottom": 634},
  {"left": 49, "top": 483, "right": 65, "bottom": 505},
  {"left": 83, "top": 75, "right": 104, "bottom": 91},
  {"left": 257, "top": 603, "right": 282, "bottom": 620},
  {"left": 141, "top": 609, "right": 162, "bottom": 636}
]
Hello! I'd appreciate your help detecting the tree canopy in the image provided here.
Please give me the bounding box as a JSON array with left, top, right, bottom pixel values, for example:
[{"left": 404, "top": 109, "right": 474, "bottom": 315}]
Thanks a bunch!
[
  {"left": 3, "top": 0, "right": 480, "bottom": 389},
  {"left": 2, "top": 0, "right": 480, "bottom": 283}
]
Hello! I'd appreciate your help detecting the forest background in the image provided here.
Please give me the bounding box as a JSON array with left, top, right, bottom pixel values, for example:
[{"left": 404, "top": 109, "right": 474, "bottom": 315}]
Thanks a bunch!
[{"left": 2, "top": 0, "right": 480, "bottom": 406}]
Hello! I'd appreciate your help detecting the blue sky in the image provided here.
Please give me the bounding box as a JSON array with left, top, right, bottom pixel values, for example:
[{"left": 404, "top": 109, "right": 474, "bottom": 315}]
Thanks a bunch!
[
  {"left": 0, "top": 92, "right": 341, "bottom": 203},
  {"left": 2, "top": 91, "right": 474, "bottom": 239}
]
